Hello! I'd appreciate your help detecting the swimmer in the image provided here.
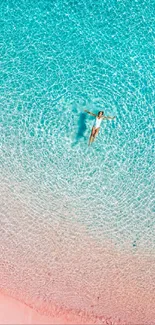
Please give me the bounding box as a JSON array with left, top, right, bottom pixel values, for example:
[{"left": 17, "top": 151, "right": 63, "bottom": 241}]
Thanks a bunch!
[{"left": 84, "top": 110, "right": 116, "bottom": 145}]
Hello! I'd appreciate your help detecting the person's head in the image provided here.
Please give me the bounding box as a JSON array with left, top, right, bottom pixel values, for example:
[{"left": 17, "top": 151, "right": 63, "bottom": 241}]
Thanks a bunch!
[{"left": 98, "top": 111, "right": 104, "bottom": 117}]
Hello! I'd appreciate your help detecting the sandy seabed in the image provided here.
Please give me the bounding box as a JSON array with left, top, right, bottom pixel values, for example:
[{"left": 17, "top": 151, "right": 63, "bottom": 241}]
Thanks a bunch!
[{"left": 0, "top": 185, "right": 155, "bottom": 325}]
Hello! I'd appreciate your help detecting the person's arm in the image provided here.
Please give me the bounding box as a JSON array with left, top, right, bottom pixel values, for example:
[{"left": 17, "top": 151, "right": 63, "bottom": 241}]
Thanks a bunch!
[
  {"left": 103, "top": 116, "right": 116, "bottom": 120},
  {"left": 84, "top": 109, "right": 97, "bottom": 117}
]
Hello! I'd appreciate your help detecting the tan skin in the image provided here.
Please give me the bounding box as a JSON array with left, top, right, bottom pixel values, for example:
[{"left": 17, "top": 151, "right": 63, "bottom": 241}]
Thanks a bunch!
[{"left": 84, "top": 110, "right": 116, "bottom": 145}]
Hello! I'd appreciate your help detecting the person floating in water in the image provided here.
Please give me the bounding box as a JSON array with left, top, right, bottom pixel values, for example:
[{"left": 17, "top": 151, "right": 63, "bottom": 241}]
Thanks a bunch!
[{"left": 84, "top": 110, "right": 116, "bottom": 145}]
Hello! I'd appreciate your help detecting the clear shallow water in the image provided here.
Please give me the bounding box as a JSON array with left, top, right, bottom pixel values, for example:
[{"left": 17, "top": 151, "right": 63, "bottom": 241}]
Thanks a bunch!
[{"left": 0, "top": 0, "right": 155, "bottom": 322}]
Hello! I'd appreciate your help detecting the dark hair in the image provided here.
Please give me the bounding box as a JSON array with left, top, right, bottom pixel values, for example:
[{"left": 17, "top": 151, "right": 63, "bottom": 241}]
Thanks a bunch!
[{"left": 98, "top": 111, "right": 104, "bottom": 116}]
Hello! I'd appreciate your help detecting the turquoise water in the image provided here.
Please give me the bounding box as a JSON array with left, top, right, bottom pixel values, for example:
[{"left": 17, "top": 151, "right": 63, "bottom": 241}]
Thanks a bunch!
[{"left": 1, "top": 0, "right": 155, "bottom": 253}]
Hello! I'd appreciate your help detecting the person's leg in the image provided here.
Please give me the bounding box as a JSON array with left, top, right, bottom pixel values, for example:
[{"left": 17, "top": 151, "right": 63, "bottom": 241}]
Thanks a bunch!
[
  {"left": 89, "top": 128, "right": 100, "bottom": 145},
  {"left": 94, "top": 127, "right": 100, "bottom": 138},
  {"left": 89, "top": 127, "right": 96, "bottom": 145}
]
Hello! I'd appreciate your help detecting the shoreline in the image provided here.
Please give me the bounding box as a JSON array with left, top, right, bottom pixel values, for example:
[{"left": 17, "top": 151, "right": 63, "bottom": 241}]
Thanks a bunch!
[{"left": 0, "top": 291, "right": 117, "bottom": 325}]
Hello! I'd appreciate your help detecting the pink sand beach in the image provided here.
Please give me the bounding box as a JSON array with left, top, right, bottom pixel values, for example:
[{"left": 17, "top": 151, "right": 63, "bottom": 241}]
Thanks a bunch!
[{"left": 0, "top": 292, "right": 100, "bottom": 325}]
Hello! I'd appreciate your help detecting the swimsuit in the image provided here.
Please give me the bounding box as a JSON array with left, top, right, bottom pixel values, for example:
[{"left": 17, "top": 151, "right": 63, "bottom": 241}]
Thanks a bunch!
[{"left": 93, "top": 117, "right": 102, "bottom": 128}]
